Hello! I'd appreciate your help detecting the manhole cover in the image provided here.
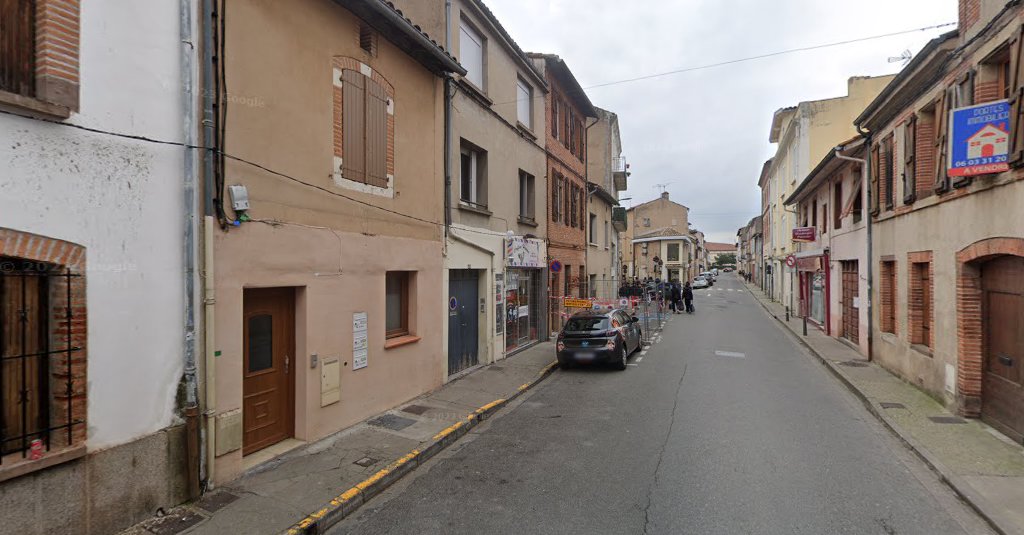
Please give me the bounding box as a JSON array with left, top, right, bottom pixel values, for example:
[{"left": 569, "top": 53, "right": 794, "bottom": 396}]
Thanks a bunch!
[
  {"left": 354, "top": 457, "right": 378, "bottom": 467},
  {"left": 879, "top": 402, "right": 906, "bottom": 409},
  {"left": 401, "top": 404, "right": 429, "bottom": 415},
  {"left": 368, "top": 414, "right": 416, "bottom": 431},
  {"left": 928, "top": 416, "right": 967, "bottom": 424},
  {"left": 838, "top": 361, "right": 868, "bottom": 367},
  {"left": 195, "top": 491, "right": 239, "bottom": 514}
]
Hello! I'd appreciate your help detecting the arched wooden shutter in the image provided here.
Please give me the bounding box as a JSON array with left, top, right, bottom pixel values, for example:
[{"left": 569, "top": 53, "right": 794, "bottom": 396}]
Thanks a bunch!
[
  {"left": 933, "top": 88, "right": 952, "bottom": 194},
  {"left": 903, "top": 115, "right": 917, "bottom": 204},
  {"left": 342, "top": 69, "right": 366, "bottom": 183}
]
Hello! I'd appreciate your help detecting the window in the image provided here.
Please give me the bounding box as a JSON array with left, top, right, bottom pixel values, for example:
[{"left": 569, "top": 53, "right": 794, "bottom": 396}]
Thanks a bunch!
[
  {"left": 0, "top": 248, "right": 85, "bottom": 461},
  {"left": 359, "top": 22, "right": 377, "bottom": 56},
  {"left": 903, "top": 115, "right": 917, "bottom": 204},
  {"left": 460, "top": 140, "right": 487, "bottom": 207},
  {"left": 519, "top": 170, "right": 535, "bottom": 220},
  {"left": 604, "top": 221, "right": 609, "bottom": 248},
  {"left": 516, "top": 78, "right": 532, "bottom": 128},
  {"left": 1, "top": 0, "right": 35, "bottom": 97},
  {"left": 385, "top": 271, "right": 411, "bottom": 339},
  {"left": 852, "top": 186, "right": 863, "bottom": 223},
  {"left": 564, "top": 107, "right": 572, "bottom": 149},
  {"left": 821, "top": 203, "right": 828, "bottom": 234},
  {"left": 339, "top": 69, "right": 389, "bottom": 188},
  {"left": 459, "top": 20, "right": 484, "bottom": 89},
  {"left": 811, "top": 199, "right": 817, "bottom": 228},
  {"left": 0, "top": 0, "right": 79, "bottom": 112},
  {"left": 882, "top": 135, "right": 895, "bottom": 210},
  {"left": 833, "top": 180, "right": 842, "bottom": 230},
  {"left": 551, "top": 173, "right": 562, "bottom": 222},
  {"left": 880, "top": 260, "right": 897, "bottom": 334},
  {"left": 552, "top": 99, "right": 559, "bottom": 138},
  {"left": 642, "top": 217, "right": 651, "bottom": 227},
  {"left": 589, "top": 213, "right": 597, "bottom": 243},
  {"left": 667, "top": 243, "right": 680, "bottom": 262},
  {"left": 908, "top": 255, "right": 933, "bottom": 349}
]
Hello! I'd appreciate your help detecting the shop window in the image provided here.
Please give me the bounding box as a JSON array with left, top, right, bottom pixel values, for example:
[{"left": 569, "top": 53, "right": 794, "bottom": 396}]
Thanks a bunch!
[{"left": 667, "top": 243, "right": 680, "bottom": 262}]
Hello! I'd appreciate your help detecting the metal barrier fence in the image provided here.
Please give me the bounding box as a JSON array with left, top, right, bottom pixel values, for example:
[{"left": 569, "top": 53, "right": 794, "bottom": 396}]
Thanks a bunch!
[{"left": 549, "top": 278, "right": 667, "bottom": 345}]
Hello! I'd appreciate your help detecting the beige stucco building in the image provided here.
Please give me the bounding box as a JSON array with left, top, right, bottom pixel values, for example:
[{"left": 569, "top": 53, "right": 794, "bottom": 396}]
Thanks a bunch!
[
  {"left": 586, "top": 107, "right": 628, "bottom": 299},
  {"left": 622, "top": 192, "right": 694, "bottom": 282},
  {"left": 394, "top": 0, "right": 551, "bottom": 362},
  {"left": 857, "top": 0, "right": 1024, "bottom": 441},
  {"left": 207, "top": 0, "right": 462, "bottom": 484},
  {"left": 762, "top": 75, "right": 894, "bottom": 313}
]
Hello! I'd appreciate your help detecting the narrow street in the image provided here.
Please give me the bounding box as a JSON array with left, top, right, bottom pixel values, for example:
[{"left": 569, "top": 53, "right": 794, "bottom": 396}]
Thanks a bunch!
[{"left": 333, "top": 273, "right": 992, "bottom": 535}]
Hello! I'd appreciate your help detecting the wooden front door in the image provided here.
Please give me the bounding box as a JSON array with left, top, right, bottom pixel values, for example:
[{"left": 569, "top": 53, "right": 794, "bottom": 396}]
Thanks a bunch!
[
  {"left": 841, "top": 261, "right": 859, "bottom": 344},
  {"left": 242, "top": 288, "right": 295, "bottom": 456},
  {"left": 981, "top": 256, "right": 1024, "bottom": 443}
]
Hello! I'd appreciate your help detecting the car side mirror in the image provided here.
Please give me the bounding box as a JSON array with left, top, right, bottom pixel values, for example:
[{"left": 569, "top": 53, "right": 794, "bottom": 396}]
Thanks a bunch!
[{"left": 631, "top": 316, "right": 639, "bottom": 323}]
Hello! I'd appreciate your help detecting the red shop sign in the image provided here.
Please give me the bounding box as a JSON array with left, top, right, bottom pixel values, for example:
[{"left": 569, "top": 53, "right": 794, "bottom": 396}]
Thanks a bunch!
[{"left": 792, "top": 227, "right": 816, "bottom": 242}]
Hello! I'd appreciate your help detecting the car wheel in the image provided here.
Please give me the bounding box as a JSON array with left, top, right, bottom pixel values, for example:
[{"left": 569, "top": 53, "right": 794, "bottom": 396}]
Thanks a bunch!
[{"left": 614, "top": 343, "right": 627, "bottom": 371}]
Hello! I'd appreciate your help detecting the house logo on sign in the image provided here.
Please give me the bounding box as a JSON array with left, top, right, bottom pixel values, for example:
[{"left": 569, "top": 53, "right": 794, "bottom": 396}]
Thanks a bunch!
[{"left": 966, "top": 123, "right": 1008, "bottom": 159}]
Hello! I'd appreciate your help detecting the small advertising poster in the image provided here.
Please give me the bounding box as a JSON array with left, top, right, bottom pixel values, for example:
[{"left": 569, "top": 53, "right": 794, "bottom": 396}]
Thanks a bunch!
[
  {"left": 353, "top": 312, "right": 368, "bottom": 370},
  {"left": 949, "top": 100, "right": 1010, "bottom": 177}
]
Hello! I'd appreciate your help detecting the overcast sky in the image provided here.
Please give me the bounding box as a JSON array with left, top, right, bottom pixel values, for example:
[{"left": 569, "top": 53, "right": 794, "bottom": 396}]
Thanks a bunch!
[{"left": 486, "top": 0, "right": 959, "bottom": 243}]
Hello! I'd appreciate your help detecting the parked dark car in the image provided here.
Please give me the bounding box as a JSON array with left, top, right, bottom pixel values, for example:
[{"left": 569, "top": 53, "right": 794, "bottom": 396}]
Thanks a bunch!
[{"left": 556, "top": 309, "right": 642, "bottom": 370}]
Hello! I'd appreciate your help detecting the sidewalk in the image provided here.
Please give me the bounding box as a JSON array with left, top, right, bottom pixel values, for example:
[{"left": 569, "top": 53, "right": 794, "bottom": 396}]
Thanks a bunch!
[
  {"left": 744, "top": 282, "right": 1024, "bottom": 535},
  {"left": 120, "top": 343, "right": 558, "bottom": 535}
]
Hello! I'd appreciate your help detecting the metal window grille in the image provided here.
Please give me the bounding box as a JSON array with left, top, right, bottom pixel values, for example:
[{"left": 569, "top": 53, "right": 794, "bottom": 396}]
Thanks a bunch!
[{"left": 1, "top": 259, "right": 83, "bottom": 462}]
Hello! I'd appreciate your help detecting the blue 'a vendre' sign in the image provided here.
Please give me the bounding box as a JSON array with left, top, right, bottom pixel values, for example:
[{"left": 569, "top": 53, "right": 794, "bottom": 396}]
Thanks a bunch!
[{"left": 949, "top": 100, "right": 1011, "bottom": 177}]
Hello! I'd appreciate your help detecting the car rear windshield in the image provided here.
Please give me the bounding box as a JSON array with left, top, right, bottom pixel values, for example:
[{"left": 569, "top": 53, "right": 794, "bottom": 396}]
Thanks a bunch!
[{"left": 565, "top": 317, "right": 610, "bottom": 332}]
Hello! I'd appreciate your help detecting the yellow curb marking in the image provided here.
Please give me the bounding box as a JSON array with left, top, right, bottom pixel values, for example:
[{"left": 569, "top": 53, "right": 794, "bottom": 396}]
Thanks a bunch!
[
  {"left": 475, "top": 399, "right": 504, "bottom": 414},
  {"left": 518, "top": 383, "right": 531, "bottom": 391},
  {"left": 355, "top": 468, "right": 389, "bottom": 491},
  {"left": 432, "top": 420, "right": 464, "bottom": 440}
]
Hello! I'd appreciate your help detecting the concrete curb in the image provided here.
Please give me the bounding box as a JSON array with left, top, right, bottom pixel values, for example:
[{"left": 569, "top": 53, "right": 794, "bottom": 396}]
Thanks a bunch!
[
  {"left": 281, "top": 360, "right": 559, "bottom": 535},
  {"left": 743, "top": 282, "right": 1014, "bottom": 535}
]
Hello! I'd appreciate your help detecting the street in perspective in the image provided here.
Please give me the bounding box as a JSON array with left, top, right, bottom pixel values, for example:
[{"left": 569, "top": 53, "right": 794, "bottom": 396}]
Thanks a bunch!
[{"left": 2, "top": 0, "right": 1024, "bottom": 534}]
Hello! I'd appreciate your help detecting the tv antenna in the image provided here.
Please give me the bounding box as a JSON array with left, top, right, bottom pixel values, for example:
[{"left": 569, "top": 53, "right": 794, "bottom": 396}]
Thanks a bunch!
[
  {"left": 887, "top": 49, "right": 912, "bottom": 66},
  {"left": 654, "top": 183, "right": 671, "bottom": 193}
]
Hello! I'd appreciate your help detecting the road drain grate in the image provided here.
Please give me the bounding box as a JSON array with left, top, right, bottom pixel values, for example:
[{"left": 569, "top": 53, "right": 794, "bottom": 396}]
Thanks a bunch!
[
  {"left": 879, "top": 402, "right": 906, "bottom": 409},
  {"left": 195, "top": 491, "right": 239, "bottom": 514},
  {"left": 928, "top": 416, "right": 968, "bottom": 424},
  {"left": 838, "top": 361, "right": 868, "bottom": 367},
  {"left": 368, "top": 414, "right": 417, "bottom": 431},
  {"left": 401, "top": 404, "right": 430, "bottom": 415}
]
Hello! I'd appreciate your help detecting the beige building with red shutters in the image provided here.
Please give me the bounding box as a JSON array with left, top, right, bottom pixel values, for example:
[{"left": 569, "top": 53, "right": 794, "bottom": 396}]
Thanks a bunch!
[{"left": 856, "top": 0, "right": 1024, "bottom": 441}]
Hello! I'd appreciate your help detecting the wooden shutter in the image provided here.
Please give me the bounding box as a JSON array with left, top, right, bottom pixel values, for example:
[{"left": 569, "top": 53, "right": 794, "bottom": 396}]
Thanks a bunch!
[
  {"left": 1009, "top": 25, "right": 1024, "bottom": 165},
  {"left": 903, "top": 115, "right": 917, "bottom": 204},
  {"left": 342, "top": 69, "right": 366, "bottom": 183},
  {"left": 563, "top": 178, "right": 570, "bottom": 226},
  {"left": 0, "top": 0, "right": 36, "bottom": 97},
  {"left": 365, "top": 77, "right": 388, "bottom": 188},
  {"left": 551, "top": 173, "right": 559, "bottom": 222},
  {"left": 870, "top": 143, "right": 880, "bottom": 215},
  {"left": 552, "top": 99, "right": 559, "bottom": 138},
  {"left": 933, "top": 88, "right": 952, "bottom": 194}
]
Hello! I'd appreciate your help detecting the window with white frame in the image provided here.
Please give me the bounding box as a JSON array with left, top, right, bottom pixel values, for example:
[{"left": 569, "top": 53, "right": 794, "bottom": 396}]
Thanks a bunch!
[
  {"left": 516, "top": 78, "right": 532, "bottom": 128},
  {"left": 460, "top": 140, "right": 487, "bottom": 208},
  {"left": 459, "top": 20, "right": 485, "bottom": 89},
  {"left": 518, "top": 170, "right": 535, "bottom": 220},
  {"left": 589, "top": 213, "right": 597, "bottom": 243}
]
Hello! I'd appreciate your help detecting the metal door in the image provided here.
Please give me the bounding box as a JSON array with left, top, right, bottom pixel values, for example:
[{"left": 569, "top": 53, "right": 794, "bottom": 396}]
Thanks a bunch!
[
  {"left": 982, "top": 256, "right": 1024, "bottom": 442},
  {"left": 242, "top": 288, "right": 295, "bottom": 456},
  {"left": 448, "top": 270, "right": 479, "bottom": 375},
  {"left": 841, "top": 261, "right": 859, "bottom": 343}
]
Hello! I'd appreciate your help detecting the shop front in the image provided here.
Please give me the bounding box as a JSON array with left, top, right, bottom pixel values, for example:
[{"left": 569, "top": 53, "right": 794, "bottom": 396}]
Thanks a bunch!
[
  {"left": 797, "top": 253, "right": 829, "bottom": 334},
  {"left": 505, "top": 237, "right": 547, "bottom": 354}
]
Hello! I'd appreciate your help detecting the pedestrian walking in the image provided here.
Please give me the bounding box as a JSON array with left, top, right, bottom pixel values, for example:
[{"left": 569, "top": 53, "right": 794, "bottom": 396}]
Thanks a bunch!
[
  {"left": 683, "top": 281, "right": 694, "bottom": 313},
  {"left": 670, "top": 282, "right": 682, "bottom": 314}
]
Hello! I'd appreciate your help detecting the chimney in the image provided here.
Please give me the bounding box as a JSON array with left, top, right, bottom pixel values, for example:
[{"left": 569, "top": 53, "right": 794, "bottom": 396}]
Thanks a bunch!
[
  {"left": 959, "top": 0, "right": 981, "bottom": 37},
  {"left": 660, "top": 191, "right": 669, "bottom": 200}
]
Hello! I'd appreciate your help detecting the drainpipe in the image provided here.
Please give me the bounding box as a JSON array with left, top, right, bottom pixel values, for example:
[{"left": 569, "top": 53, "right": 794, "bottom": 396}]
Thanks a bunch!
[
  {"left": 200, "top": 0, "right": 216, "bottom": 217},
  {"left": 443, "top": 0, "right": 453, "bottom": 236},
  {"left": 836, "top": 134, "right": 870, "bottom": 359},
  {"left": 203, "top": 216, "right": 217, "bottom": 488},
  {"left": 583, "top": 117, "right": 599, "bottom": 296},
  {"left": 180, "top": 0, "right": 202, "bottom": 500}
]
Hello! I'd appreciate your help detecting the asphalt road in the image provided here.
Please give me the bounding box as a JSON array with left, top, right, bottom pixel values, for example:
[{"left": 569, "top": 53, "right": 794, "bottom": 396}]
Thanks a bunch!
[{"left": 332, "top": 273, "right": 993, "bottom": 535}]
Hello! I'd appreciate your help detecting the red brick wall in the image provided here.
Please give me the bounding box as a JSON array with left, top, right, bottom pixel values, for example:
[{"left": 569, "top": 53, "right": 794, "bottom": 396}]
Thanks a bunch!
[
  {"left": 955, "top": 237, "right": 1024, "bottom": 417},
  {"left": 35, "top": 0, "right": 80, "bottom": 111},
  {"left": 959, "top": 0, "right": 981, "bottom": 34},
  {"left": 0, "top": 228, "right": 87, "bottom": 449},
  {"left": 974, "top": 80, "right": 1001, "bottom": 103},
  {"left": 543, "top": 66, "right": 588, "bottom": 288}
]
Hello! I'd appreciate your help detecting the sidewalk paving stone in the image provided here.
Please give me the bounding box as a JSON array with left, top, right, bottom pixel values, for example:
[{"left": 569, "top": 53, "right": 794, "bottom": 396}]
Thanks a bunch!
[
  {"left": 118, "top": 342, "right": 559, "bottom": 535},
  {"left": 745, "top": 281, "right": 1024, "bottom": 535}
]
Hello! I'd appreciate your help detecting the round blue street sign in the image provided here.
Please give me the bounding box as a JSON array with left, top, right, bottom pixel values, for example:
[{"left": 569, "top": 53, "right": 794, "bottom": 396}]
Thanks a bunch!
[
  {"left": 550, "top": 260, "right": 562, "bottom": 273},
  {"left": 449, "top": 296, "right": 458, "bottom": 310}
]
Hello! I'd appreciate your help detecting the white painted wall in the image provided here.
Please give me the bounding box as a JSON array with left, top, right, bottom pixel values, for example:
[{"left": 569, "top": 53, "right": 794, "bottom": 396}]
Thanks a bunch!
[{"left": 0, "top": 0, "right": 185, "bottom": 449}]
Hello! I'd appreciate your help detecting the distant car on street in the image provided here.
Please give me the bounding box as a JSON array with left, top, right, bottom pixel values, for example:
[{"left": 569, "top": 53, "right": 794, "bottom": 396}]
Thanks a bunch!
[
  {"left": 723, "top": 267, "right": 734, "bottom": 272},
  {"left": 701, "top": 271, "right": 716, "bottom": 284},
  {"left": 556, "top": 309, "right": 642, "bottom": 370},
  {"left": 692, "top": 276, "right": 709, "bottom": 289}
]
